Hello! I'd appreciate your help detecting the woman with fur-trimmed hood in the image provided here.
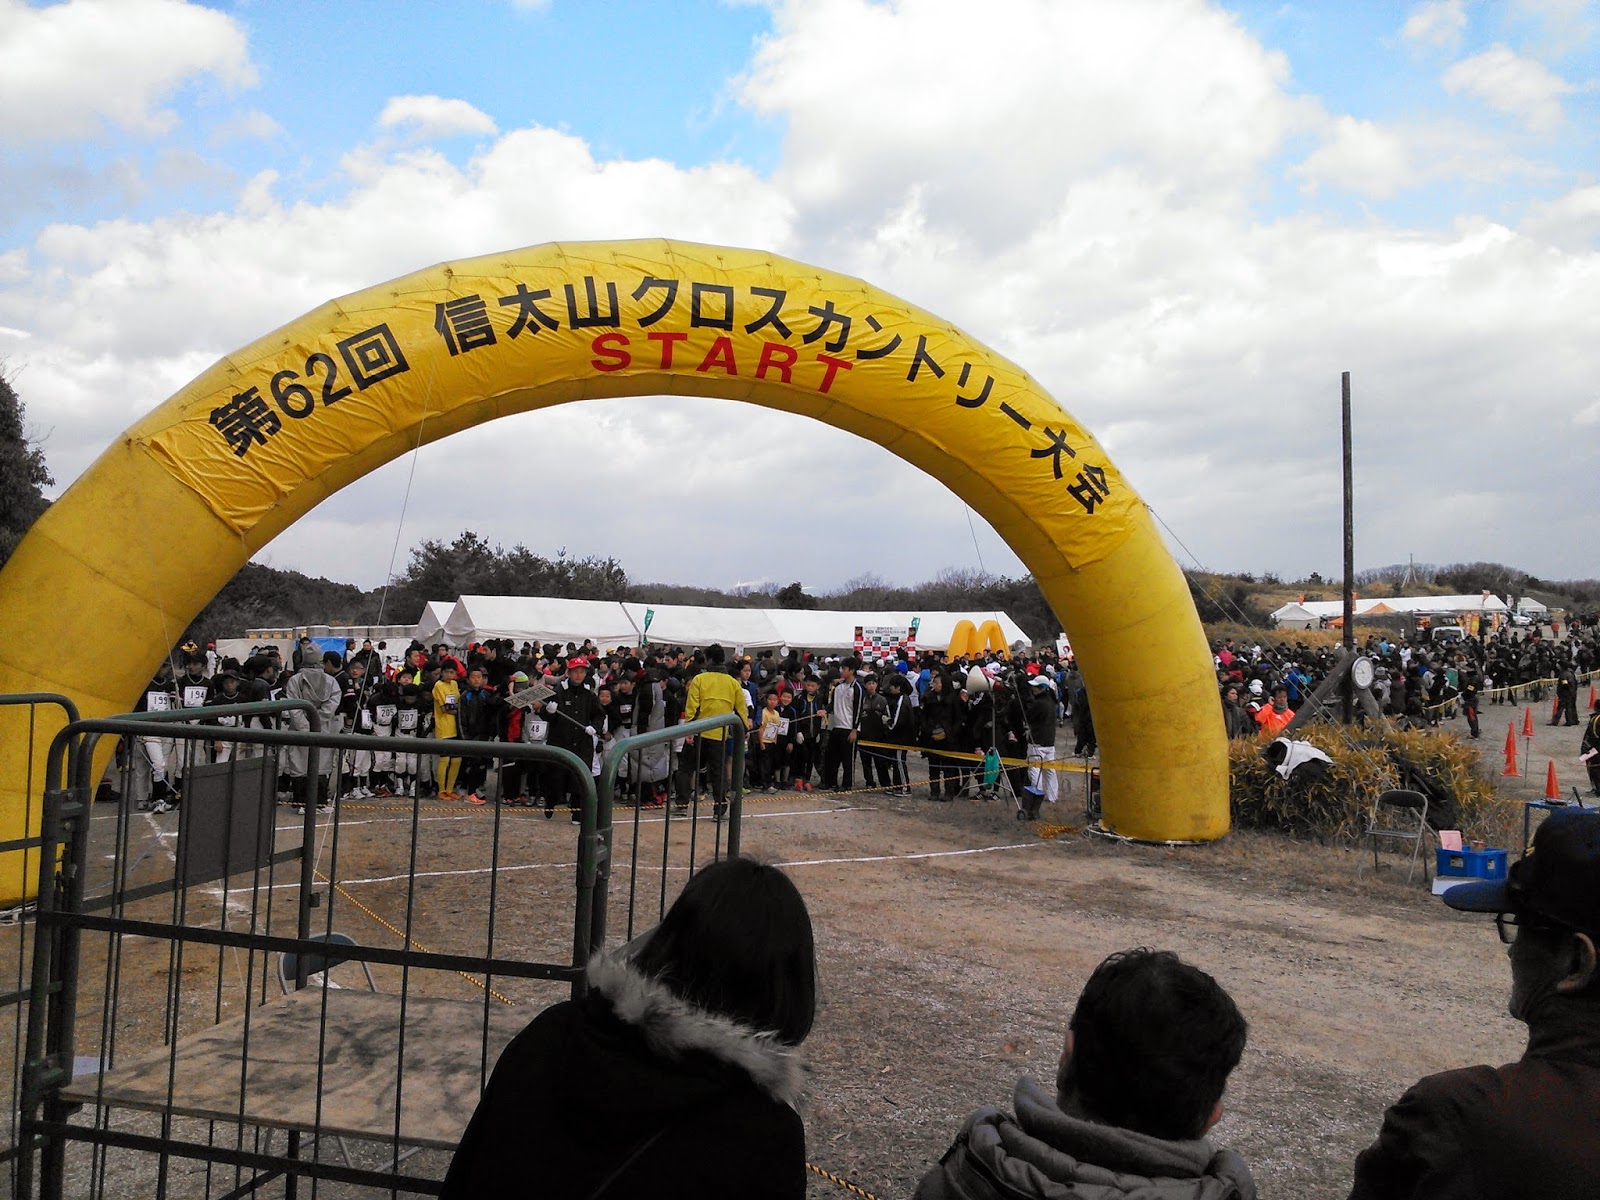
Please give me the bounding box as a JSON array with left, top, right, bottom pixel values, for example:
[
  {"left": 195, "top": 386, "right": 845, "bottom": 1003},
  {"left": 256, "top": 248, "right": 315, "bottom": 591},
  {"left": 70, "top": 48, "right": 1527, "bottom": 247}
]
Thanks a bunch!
[{"left": 442, "top": 857, "right": 816, "bottom": 1198}]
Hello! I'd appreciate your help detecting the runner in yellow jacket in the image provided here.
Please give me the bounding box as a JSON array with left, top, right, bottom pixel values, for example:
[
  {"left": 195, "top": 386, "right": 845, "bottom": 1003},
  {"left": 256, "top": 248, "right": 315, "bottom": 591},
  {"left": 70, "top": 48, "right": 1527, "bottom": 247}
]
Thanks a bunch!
[{"left": 681, "top": 644, "right": 749, "bottom": 818}]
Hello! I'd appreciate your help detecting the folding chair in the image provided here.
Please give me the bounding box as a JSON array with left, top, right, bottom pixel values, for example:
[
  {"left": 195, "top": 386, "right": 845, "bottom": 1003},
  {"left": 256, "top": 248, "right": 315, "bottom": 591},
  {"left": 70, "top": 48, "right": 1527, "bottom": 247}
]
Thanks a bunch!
[
  {"left": 277, "top": 930, "right": 377, "bottom": 994},
  {"left": 1365, "top": 789, "right": 1431, "bottom": 885},
  {"left": 270, "top": 932, "right": 376, "bottom": 1169}
]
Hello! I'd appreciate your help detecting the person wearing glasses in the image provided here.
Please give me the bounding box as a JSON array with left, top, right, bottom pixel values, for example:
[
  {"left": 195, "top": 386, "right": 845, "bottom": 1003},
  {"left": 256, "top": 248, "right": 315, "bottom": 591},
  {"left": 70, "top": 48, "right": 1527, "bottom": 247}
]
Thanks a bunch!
[{"left": 1349, "top": 808, "right": 1600, "bottom": 1199}]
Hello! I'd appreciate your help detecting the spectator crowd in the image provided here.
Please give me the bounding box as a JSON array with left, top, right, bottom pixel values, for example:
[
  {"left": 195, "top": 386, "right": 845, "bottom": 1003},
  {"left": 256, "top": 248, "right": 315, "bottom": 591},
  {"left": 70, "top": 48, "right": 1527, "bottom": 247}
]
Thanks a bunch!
[{"left": 118, "top": 613, "right": 1600, "bottom": 820}]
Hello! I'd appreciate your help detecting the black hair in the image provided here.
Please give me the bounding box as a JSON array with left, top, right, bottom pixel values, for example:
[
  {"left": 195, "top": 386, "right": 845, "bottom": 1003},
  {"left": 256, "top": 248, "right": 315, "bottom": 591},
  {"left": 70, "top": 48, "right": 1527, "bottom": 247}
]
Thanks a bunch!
[
  {"left": 1065, "top": 948, "right": 1246, "bottom": 1141},
  {"left": 322, "top": 651, "right": 343, "bottom": 667},
  {"left": 705, "top": 643, "right": 727, "bottom": 665},
  {"left": 630, "top": 857, "right": 816, "bottom": 1045}
]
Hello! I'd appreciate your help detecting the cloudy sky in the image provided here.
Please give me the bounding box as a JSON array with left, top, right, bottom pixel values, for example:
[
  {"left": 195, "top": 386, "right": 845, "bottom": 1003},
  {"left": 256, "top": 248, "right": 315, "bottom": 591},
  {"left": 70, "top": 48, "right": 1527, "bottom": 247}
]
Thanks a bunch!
[{"left": 4, "top": 0, "right": 1600, "bottom": 600}]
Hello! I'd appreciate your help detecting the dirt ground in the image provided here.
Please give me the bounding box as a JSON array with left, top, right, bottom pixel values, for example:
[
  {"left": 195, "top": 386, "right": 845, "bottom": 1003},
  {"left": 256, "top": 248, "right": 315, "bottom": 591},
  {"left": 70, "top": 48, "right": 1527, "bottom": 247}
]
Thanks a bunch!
[{"left": 8, "top": 694, "right": 1596, "bottom": 1199}]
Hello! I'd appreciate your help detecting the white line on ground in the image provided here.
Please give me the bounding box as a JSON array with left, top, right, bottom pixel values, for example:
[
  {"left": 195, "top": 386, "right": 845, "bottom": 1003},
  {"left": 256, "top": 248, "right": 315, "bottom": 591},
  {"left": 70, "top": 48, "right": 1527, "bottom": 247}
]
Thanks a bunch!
[
  {"left": 329, "top": 859, "right": 581, "bottom": 887},
  {"left": 294, "top": 804, "right": 855, "bottom": 832},
  {"left": 773, "top": 841, "right": 1044, "bottom": 868}
]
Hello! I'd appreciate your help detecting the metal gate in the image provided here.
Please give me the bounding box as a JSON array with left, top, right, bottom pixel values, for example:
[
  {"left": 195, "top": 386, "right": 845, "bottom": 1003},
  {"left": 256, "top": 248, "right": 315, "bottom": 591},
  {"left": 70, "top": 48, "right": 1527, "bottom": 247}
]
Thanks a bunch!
[
  {"left": 7, "top": 698, "right": 744, "bottom": 1198},
  {"left": 0, "top": 694, "right": 80, "bottom": 1193}
]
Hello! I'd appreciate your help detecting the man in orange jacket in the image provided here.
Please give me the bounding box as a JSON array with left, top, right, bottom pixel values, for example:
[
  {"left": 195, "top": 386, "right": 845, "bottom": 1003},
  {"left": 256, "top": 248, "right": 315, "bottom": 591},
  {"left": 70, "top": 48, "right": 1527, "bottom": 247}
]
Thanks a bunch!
[{"left": 1254, "top": 683, "right": 1293, "bottom": 739}]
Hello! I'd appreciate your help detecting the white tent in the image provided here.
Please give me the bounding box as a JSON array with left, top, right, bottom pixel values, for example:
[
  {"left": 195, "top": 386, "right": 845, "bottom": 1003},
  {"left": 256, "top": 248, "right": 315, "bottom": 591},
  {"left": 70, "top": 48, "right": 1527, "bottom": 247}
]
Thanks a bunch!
[
  {"left": 620, "top": 603, "right": 784, "bottom": 651},
  {"left": 443, "top": 596, "right": 639, "bottom": 648},
  {"left": 1269, "top": 603, "right": 1318, "bottom": 630},
  {"left": 430, "top": 595, "right": 1033, "bottom": 656},
  {"left": 754, "top": 609, "right": 1031, "bottom": 654},
  {"left": 1290, "top": 595, "right": 1511, "bottom": 619},
  {"left": 412, "top": 600, "right": 456, "bottom": 645},
  {"left": 761, "top": 609, "right": 867, "bottom": 652}
]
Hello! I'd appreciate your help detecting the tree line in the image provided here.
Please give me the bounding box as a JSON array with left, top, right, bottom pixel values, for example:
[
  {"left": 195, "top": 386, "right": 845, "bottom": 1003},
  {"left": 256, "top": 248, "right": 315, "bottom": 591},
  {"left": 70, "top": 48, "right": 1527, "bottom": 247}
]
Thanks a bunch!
[{"left": 180, "top": 531, "right": 1064, "bottom": 645}]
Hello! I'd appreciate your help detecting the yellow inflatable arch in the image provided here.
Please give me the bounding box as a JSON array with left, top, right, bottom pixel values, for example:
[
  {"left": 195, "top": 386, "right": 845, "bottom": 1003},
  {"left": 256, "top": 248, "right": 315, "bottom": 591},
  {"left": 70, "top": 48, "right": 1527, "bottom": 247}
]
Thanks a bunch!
[{"left": 0, "top": 239, "right": 1226, "bottom": 898}]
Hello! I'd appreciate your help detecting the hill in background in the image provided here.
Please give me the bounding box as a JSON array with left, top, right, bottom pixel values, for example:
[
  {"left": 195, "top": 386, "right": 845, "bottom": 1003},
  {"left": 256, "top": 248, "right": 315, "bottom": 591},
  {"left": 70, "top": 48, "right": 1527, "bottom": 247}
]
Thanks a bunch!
[{"left": 187, "top": 534, "right": 1599, "bottom": 651}]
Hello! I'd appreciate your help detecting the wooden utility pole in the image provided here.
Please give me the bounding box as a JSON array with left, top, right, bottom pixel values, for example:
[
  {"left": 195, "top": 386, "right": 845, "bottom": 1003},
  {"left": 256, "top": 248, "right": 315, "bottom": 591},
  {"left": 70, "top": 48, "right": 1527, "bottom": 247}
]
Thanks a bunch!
[{"left": 1341, "top": 372, "right": 1355, "bottom": 723}]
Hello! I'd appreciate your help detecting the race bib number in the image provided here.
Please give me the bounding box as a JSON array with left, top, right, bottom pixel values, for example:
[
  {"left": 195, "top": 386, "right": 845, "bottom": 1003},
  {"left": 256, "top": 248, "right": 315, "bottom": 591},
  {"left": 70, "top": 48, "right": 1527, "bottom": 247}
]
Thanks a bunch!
[
  {"left": 359, "top": 710, "right": 374, "bottom": 730},
  {"left": 216, "top": 714, "right": 238, "bottom": 727},
  {"left": 183, "top": 686, "right": 208, "bottom": 708},
  {"left": 145, "top": 692, "right": 171, "bottom": 712},
  {"left": 397, "top": 710, "right": 418, "bottom": 731},
  {"left": 376, "top": 705, "right": 397, "bottom": 726},
  {"left": 525, "top": 718, "right": 549, "bottom": 743}
]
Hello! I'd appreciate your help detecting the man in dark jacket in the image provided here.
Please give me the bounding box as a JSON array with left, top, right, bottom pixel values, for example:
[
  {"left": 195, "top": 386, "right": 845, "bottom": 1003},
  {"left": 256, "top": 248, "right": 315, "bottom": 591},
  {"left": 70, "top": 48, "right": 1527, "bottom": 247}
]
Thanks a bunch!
[
  {"left": 1552, "top": 662, "right": 1580, "bottom": 726},
  {"left": 914, "top": 948, "right": 1254, "bottom": 1199},
  {"left": 542, "top": 656, "right": 605, "bottom": 821},
  {"left": 1350, "top": 808, "right": 1600, "bottom": 1199}
]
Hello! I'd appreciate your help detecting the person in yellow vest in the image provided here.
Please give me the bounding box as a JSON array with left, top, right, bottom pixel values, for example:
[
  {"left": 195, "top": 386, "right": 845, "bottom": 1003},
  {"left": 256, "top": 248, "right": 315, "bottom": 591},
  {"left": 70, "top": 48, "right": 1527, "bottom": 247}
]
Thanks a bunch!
[
  {"left": 432, "top": 660, "right": 463, "bottom": 800},
  {"left": 682, "top": 643, "right": 750, "bottom": 819}
]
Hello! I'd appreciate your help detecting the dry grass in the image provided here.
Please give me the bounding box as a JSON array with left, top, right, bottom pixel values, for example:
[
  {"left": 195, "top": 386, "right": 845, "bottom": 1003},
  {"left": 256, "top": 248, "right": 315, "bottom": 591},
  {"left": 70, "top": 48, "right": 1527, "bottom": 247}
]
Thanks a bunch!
[{"left": 1228, "top": 722, "right": 1508, "bottom": 843}]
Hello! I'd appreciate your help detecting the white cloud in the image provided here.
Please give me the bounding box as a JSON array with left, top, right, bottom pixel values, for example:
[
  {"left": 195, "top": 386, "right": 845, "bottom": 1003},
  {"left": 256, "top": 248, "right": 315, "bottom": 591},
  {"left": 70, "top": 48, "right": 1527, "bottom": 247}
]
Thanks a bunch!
[
  {"left": 738, "top": 0, "right": 1313, "bottom": 251},
  {"left": 1510, "top": 0, "right": 1597, "bottom": 48},
  {"left": 1523, "top": 182, "right": 1600, "bottom": 248},
  {"left": 1401, "top": 0, "right": 1468, "bottom": 49},
  {"left": 0, "top": 0, "right": 254, "bottom": 141},
  {"left": 378, "top": 95, "right": 499, "bottom": 140},
  {"left": 209, "top": 110, "right": 284, "bottom": 146},
  {"left": 1292, "top": 116, "right": 1416, "bottom": 197},
  {"left": 8, "top": 0, "right": 1600, "bottom": 590},
  {"left": 1442, "top": 44, "right": 1577, "bottom": 132}
]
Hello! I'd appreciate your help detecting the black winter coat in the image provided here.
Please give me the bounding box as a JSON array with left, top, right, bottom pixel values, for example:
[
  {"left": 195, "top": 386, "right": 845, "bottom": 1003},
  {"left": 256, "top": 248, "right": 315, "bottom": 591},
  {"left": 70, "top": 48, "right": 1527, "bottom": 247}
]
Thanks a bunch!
[
  {"left": 918, "top": 688, "right": 961, "bottom": 751},
  {"left": 546, "top": 677, "right": 606, "bottom": 756},
  {"left": 442, "top": 952, "right": 807, "bottom": 1199}
]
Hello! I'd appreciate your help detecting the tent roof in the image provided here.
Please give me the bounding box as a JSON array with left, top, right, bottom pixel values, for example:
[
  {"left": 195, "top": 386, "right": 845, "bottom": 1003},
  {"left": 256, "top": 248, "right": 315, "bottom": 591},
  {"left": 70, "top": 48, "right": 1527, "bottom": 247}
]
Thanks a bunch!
[
  {"left": 1294, "top": 595, "right": 1510, "bottom": 618},
  {"left": 1270, "top": 603, "right": 1317, "bottom": 620},
  {"left": 412, "top": 600, "right": 455, "bottom": 645},
  {"left": 443, "top": 596, "right": 638, "bottom": 648},
  {"left": 428, "top": 596, "right": 1031, "bottom": 655},
  {"left": 759, "top": 609, "right": 1030, "bottom": 653},
  {"left": 620, "top": 603, "right": 783, "bottom": 650}
]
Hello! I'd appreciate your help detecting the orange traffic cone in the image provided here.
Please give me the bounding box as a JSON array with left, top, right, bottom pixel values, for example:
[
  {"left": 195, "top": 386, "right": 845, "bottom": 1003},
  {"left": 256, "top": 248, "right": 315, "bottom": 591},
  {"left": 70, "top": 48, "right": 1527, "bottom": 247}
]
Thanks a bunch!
[
  {"left": 1552, "top": 696, "right": 1561, "bottom": 723},
  {"left": 1522, "top": 707, "right": 1535, "bottom": 738},
  {"left": 1503, "top": 722, "right": 1520, "bottom": 777},
  {"left": 1545, "top": 760, "right": 1561, "bottom": 800},
  {"left": 1589, "top": 684, "right": 1596, "bottom": 709}
]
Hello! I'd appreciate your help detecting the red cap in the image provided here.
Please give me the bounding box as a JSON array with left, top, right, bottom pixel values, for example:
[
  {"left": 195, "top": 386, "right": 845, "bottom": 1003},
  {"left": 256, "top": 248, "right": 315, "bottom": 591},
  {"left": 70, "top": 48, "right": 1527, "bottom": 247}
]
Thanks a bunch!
[{"left": 568, "top": 656, "right": 590, "bottom": 669}]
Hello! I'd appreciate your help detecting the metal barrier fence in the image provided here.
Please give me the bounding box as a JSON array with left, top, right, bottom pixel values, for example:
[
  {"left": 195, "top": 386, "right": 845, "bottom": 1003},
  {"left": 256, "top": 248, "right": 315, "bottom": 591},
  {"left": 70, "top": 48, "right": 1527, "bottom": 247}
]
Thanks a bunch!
[
  {"left": 5, "top": 698, "right": 745, "bottom": 1199},
  {"left": 0, "top": 694, "right": 80, "bottom": 1195}
]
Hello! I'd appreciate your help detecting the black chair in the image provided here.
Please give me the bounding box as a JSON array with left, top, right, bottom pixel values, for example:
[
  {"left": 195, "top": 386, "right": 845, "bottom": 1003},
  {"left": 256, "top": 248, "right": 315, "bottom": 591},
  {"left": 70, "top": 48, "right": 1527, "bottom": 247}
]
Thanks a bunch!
[
  {"left": 270, "top": 931, "right": 376, "bottom": 1169},
  {"left": 277, "top": 930, "right": 376, "bottom": 994},
  {"left": 1365, "top": 789, "right": 1431, "bottom": 885}
]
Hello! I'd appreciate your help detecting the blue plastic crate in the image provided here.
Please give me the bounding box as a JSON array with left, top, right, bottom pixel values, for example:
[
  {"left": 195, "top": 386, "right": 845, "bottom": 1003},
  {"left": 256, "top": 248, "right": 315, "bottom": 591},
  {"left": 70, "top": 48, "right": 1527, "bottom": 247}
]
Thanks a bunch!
[{"left": 1436, "top": 847, "right": 1508, "bottom": 880}]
